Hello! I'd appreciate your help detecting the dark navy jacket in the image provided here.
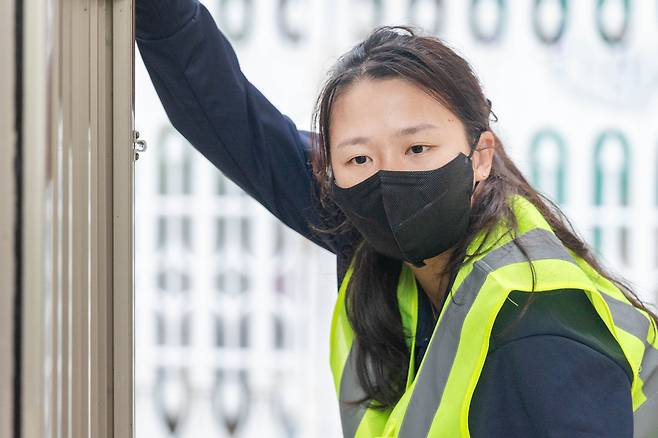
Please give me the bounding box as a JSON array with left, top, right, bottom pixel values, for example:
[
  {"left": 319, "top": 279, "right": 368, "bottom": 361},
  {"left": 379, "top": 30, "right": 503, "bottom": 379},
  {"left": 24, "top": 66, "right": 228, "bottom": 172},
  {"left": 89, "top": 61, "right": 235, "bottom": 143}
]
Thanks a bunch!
[{"left": 136, "top": 1, "right": 634, "bottom": 435}]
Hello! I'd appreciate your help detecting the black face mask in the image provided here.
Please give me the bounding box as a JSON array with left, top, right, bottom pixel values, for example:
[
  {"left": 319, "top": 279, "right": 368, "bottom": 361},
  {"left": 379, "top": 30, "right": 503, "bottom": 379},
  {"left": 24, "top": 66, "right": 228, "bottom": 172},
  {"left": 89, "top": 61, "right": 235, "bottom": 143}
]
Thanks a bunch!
[{"left": 330, "top": 149, "right": 478, "bottom": 268}]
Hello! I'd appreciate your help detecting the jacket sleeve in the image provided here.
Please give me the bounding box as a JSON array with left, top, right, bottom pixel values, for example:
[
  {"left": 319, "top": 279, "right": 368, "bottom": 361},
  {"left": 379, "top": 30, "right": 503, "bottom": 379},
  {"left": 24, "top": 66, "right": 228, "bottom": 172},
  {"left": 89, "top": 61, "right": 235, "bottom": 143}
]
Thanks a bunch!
[
  {"left": 468, "top": 334, "right": 634, "bottom": 437},
  {"left": 135, "top": 0, "right": 341, "bottom": 254}
]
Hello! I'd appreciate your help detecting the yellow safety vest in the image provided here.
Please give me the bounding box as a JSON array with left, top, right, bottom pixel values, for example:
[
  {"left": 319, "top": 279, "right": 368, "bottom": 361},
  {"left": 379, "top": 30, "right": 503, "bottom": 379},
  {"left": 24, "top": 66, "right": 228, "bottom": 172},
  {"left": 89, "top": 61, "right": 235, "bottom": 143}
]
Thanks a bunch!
[{"left": 329, "top": 194, "right": 658, "bottom": 437}]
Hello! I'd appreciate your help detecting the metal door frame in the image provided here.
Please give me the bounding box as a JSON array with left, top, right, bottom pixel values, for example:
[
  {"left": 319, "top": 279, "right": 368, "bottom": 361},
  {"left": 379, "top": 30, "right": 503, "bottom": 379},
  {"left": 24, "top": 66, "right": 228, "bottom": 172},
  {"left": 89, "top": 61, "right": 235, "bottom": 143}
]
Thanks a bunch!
[{"left": 18, "top": 1, "right": 135, "bottom": 436}]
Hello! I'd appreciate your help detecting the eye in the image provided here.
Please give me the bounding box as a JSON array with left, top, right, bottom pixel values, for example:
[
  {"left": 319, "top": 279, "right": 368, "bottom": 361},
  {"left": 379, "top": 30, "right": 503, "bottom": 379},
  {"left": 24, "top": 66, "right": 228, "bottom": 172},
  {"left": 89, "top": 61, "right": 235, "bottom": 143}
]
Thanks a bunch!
[
  {"left": 407, "top": 144, "right": 431, "bottom": 155},
  {"left": 348, "top": 155, "right": 371, "bottom": 165}
]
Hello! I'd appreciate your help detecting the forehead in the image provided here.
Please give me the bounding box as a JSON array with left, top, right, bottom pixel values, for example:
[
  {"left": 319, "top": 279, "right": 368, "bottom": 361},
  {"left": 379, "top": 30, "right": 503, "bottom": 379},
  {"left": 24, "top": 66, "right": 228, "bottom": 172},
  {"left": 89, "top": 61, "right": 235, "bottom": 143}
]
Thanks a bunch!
[{"left": 329, "top": 77, "right": 462, "bottom": 143}]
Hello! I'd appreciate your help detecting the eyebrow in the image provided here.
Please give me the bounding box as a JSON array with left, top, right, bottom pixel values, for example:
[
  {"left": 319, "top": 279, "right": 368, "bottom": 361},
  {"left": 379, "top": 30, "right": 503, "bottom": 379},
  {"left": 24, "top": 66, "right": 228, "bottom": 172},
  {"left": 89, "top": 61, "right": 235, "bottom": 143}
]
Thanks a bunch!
[{"left": 335, "top": 123, "right": 440, "bottom": 149}]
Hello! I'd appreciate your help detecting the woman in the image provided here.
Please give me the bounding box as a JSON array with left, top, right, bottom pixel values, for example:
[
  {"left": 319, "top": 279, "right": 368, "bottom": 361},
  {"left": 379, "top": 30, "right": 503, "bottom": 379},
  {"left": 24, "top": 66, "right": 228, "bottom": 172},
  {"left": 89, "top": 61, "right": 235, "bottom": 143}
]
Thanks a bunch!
[{"left": 136, "top": 1, "right": 658, "bottom": 436}]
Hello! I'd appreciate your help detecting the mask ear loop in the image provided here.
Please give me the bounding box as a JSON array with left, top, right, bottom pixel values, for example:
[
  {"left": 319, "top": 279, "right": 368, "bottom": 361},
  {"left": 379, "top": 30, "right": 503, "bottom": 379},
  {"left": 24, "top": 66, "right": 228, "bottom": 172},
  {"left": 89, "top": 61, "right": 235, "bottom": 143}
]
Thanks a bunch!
[
  {"left": 470, "top": 98, "right": 495, "bottom": 188},
  {"left": 469, "top": 127, "right": 486, "bottom": 191},
  {"left": 467, "top": 128, "right": 485, "bottom": 160}
]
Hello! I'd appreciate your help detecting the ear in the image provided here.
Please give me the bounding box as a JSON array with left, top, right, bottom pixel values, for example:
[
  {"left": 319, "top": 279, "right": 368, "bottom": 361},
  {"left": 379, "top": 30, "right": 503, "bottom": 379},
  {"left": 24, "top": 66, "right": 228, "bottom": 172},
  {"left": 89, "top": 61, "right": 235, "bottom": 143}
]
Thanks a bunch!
[{"left": 472, "top": 130, "right": 495, "bottom": 182}]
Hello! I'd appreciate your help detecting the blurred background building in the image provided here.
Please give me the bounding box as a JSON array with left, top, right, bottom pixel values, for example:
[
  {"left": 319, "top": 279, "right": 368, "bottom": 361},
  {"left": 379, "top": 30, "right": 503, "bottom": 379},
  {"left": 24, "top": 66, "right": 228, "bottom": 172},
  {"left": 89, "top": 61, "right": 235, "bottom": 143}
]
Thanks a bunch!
[{"left": 134, "top": 0, "right": 658, "bottom": 437}]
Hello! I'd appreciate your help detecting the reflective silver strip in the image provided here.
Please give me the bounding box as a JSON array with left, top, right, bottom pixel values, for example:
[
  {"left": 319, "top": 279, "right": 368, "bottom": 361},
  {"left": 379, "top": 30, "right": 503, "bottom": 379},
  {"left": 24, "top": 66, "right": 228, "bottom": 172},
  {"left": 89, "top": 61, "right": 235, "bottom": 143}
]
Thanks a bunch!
[
  {"left": 634, "top": 397, "right": 658, "bottom": 438},
  {"left": 639, "top": 343, "right": 658, "bottom": 403},
  {"left": 339, "top": 339, "right": 369, "bottom": 437},
  {"left": 599, "top": 293, "right": 658, "bottom": 437},
  {"left": 399, "top": 228, "right": 574, "bottom": 437},
  {"left": 599, "top": 293, "right": 658, "bottom": 394}
]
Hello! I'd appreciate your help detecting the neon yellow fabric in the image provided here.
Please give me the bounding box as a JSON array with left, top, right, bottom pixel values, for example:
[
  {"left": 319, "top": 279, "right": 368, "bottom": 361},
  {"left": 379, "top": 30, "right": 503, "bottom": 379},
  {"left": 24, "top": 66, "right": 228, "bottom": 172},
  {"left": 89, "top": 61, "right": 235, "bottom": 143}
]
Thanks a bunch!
[{"left": 329, "top": 194, "right": 658, "bottom": 437}]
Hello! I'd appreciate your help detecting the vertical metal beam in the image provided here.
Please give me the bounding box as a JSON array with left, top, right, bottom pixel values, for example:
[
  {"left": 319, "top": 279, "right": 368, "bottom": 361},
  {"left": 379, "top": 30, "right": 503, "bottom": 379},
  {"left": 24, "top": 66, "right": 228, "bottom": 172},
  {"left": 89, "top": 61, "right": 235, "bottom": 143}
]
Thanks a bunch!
[
  {"left": 21, "top": 0, "right": 49, "bottom": 435},
  {"left": 90, "top": 2, "right": 116, "bottom": 437},
  {"left": 0, "top": 0, "right": 16, "bottom": 436},
  {"left": 113, "top": 0, "right": 135, "bottom": 436}
]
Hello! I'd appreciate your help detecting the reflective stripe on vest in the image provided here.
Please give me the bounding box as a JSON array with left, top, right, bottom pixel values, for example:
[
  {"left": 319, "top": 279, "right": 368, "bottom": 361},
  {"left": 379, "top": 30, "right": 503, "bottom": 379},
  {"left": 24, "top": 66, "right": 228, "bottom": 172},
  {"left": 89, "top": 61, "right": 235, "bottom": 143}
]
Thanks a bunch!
[{"left": 329, "top": 194, "right": 658, "bottom": 437}]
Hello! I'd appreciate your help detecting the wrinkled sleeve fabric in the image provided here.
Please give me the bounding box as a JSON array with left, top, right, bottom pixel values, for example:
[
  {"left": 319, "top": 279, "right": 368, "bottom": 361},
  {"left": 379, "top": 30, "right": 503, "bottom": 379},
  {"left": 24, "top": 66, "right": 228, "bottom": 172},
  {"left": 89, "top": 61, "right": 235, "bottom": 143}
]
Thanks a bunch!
[
  {"left": 136, "top": 0, "right": 341, "bottom": 254},
  {"left": 469, "top": 334, "right": 634, "bottom": 438}
]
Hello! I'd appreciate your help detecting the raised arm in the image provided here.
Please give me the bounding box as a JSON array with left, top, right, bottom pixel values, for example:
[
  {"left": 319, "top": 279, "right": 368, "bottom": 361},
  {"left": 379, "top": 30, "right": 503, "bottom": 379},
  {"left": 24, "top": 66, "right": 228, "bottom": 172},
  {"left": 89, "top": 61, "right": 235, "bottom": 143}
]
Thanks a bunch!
[{"left": 136, "top": 0, "right": 341, "bottom": 255}]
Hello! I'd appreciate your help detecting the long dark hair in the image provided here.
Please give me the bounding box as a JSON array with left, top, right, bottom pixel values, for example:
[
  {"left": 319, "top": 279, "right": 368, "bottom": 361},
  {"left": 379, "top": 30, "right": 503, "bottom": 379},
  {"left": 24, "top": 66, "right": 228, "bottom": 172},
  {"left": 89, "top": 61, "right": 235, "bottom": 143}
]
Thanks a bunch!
[{"left": 308, "top": 25, "right": 658, "bottom": 410}]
